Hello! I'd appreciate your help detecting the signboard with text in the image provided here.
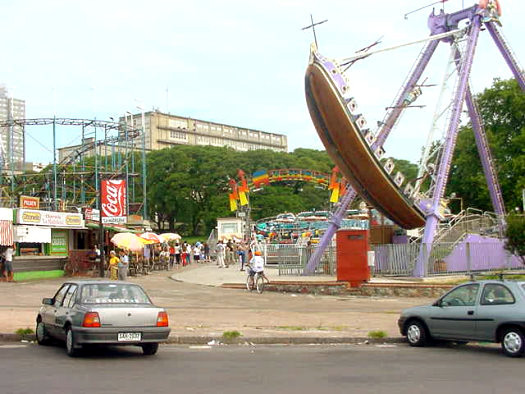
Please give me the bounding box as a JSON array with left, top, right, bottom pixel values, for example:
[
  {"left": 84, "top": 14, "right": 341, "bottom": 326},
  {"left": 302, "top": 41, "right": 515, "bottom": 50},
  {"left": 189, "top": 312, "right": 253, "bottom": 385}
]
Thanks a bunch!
[
  {"left": 101, "top": 179, "right": 127, "bottom": 224},
  {"left": 50, "top": 229, "right": 68, "bottom": 255},
  {"left": 84, "top": 208, "right": 100, "bottom": 221},
  {"left": 16, "top": 209, "right": 84, "bottom": 228},
  {"left": 20, "top": 196, "right": 40, "bottom": 210}
]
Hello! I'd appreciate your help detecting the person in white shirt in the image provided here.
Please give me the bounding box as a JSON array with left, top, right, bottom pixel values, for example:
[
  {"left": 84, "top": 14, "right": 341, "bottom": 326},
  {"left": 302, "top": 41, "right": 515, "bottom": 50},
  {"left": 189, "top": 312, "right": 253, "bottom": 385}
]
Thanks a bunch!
[
  {"left": 185, "top": 243, "right": 192, "bottom": 265},
  {"left": 216, "top": 241, "right": 226, "bottom": 268},
  {"left": 248, "top": 250, "right": 265, "bottom": 275},
  {"left": 3, "top": 245, "right": 14, "bottom": 282},
  {"left": 118, "top": 250, "right": 129, "bottom": 280}
]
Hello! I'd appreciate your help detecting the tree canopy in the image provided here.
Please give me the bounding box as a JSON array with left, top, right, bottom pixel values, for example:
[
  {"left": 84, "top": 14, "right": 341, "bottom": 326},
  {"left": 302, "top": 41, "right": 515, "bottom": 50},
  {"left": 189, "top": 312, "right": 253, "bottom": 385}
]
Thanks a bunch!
[{"left": 447, "top": 78, "right": 525, "bottom": 213}]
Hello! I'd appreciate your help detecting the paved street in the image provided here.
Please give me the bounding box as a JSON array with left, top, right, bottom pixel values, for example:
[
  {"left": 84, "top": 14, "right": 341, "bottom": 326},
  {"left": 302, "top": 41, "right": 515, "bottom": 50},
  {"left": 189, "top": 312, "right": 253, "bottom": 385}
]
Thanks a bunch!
[
  {"left": 0, "top": 342, "right": 522, "bottom": 394},
  {"left": 0, "top": 264, "right": 432, "bottom": 339}
]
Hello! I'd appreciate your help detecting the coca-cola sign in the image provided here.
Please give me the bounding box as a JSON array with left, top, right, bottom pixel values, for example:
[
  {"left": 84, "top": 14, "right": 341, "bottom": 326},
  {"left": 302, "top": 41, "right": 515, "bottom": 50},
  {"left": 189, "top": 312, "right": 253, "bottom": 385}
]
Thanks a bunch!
[{"left": 101, "top": 180, "right": 127, "bottom": 224}]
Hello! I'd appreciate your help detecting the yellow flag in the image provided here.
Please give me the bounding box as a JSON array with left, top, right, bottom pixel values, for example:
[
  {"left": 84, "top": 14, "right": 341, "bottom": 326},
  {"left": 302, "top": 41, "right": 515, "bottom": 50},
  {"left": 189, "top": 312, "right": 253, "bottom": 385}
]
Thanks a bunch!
[
  {"left": 229, "top": 197, "right": 238, "bottom": 211},
  {"left": 239, "top": 191, "right": 248, "bottom": 206},
  {"left": 330, "top": 184, "right": 340, "bottom": 203}
]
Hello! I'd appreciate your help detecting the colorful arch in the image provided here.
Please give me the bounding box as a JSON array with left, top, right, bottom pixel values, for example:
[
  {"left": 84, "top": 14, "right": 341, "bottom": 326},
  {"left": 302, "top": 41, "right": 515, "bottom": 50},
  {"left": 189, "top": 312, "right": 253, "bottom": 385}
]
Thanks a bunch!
[{"left": 228, "top": 167, "right": 348, "bottom": 211}]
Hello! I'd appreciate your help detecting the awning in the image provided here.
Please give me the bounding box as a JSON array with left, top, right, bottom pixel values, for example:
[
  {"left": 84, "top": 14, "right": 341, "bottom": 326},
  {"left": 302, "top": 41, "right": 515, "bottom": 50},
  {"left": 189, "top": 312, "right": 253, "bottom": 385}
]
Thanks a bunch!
[
  {"left": 85, "top": 222, "right": 140, "bottom": 233},
  {"left": 0, "top": 220, "right": 14, "bottom": 246}
]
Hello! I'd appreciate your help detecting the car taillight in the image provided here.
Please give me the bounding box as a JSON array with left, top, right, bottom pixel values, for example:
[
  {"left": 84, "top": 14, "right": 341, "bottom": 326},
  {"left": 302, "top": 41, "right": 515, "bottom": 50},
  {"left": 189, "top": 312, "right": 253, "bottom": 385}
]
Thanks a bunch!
[
  {"left": 157, "top": 311, "right": 169, "bottom": 327},
  {"left": 82, "top": 312, "right": 101, "bottom": 328}
]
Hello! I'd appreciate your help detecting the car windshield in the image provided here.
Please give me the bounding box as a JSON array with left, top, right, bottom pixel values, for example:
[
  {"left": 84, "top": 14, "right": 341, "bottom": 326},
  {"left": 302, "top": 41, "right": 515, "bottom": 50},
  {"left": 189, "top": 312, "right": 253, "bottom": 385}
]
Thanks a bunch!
[{"left": 79, "top": 284, "right": 151, "bottom": 304}]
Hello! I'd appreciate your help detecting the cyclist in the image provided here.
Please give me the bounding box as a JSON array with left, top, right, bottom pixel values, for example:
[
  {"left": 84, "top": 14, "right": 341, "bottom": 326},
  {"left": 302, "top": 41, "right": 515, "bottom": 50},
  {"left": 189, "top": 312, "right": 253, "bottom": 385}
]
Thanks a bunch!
[{"left": 248, "top": 250, "right": 266, "bottom": 279}]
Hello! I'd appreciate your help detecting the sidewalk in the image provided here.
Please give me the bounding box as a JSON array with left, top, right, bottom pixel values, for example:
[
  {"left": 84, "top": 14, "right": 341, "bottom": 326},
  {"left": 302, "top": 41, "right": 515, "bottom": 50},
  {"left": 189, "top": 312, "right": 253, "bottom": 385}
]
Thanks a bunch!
[{"left": 0, "top": 263, "right": 435, "bottom": 344}]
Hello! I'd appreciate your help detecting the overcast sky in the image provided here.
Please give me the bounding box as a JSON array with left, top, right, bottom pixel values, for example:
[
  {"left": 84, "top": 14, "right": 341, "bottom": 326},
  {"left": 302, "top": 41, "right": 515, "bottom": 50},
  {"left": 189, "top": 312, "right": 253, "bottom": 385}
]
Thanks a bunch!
[{"left": 0, "top": 0, "right": 523, "bottom": 165}]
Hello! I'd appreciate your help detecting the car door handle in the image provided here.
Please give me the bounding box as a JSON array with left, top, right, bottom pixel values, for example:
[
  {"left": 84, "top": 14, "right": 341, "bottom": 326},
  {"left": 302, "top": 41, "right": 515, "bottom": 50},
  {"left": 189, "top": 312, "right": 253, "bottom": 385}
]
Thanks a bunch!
[{"left": 467, "top": 310, "right": 474, "bottom": 315}]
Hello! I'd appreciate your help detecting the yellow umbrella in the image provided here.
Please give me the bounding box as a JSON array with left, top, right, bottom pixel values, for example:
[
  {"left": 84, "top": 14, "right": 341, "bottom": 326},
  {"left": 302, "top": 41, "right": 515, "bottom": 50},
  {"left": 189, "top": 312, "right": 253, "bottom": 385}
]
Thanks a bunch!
[
  {"left": 159, "top": 233, "right": 181, "bottom": 242},
  {"left": 110, "top": 232, "right": 147, "bottom": 252}
]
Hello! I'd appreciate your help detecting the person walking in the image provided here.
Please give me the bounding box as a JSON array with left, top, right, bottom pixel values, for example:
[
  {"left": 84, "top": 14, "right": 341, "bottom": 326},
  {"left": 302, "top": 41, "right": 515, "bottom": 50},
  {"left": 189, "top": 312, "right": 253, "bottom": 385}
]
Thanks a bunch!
[
  {"left": 108, "top": 251, "right": 120, "bottom": 280},
  {"left": 226, "top": 240, "right": 234, "bottom": 267},
  {"left": 118, "top": 250, "right": 129, "bottom": 280},
  {"left": 193, "top": 244, "right": 201, "bottom": 263},
  {"left": 216, "top": 240, "right": 226, "bottom": 268},
  {"left": 3, "top": 245, "right": 14, "bottom": 282},
  {"left": 169, "top": 243, "right": 175, "bottom": 269},
  {"left": 185, "top": 242, "right": 192, "bottom": 265},
  {"left": 174, "top": 242, "right": 181, "bottom": 266},
  {"left": 238, "top": 241, "right": 248, "bottom": 271},
  {"left": 181, "top": 242, "right": 188, "bottom": 267},
  {"left": 203, "top": 243, "right": 210, "bottom": 261}
]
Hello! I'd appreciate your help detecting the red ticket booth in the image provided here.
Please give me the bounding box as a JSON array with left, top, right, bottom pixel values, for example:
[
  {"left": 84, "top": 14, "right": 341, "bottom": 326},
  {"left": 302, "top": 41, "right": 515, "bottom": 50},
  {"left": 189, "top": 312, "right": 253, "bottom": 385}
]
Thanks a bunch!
[{"left": 336, "top": 229, "right": 370, "bottom": 287}]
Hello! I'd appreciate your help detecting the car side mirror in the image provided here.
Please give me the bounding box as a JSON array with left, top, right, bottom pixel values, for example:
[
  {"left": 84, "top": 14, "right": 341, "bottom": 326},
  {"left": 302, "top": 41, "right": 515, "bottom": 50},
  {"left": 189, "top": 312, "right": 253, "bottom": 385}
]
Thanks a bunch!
[
  {"left": 42, "top": 298, "right": 54, "bottom": 305},
  {"left": 433, "top": 299, "right": 442, "bottom": 307}
]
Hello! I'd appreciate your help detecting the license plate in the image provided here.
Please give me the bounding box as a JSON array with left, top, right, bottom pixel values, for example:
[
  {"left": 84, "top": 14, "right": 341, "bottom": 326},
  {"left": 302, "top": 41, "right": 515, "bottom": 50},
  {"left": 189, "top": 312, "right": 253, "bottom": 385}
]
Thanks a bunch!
[{"left": 118, "top": 332, "right": 142, "bottom": 342}]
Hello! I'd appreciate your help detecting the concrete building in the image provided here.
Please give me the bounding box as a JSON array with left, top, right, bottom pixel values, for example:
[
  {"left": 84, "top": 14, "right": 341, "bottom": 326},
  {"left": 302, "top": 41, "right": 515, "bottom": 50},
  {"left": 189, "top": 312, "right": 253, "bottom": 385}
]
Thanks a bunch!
[
  {"left": 58, "top": 111, "right": 287, "bottom": 162},
  {"left": 0, "top": 85, "right": 25, "bottom": 171}
]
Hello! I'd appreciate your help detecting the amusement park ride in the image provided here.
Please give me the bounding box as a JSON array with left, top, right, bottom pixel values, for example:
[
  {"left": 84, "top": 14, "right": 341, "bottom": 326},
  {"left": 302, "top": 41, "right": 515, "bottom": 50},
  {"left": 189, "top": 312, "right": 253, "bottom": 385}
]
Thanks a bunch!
[
  {"left": 304, "top": 0, "right": 524, "bottom": 276},
  {"left": 0, "top": 117, "right": 147, "bottom": 217}
]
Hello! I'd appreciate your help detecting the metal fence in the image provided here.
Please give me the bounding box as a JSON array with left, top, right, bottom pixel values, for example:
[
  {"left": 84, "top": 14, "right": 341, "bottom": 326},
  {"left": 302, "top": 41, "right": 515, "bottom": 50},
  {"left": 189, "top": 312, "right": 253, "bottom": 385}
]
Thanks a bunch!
[
  {"left": 264, "top": 244, "right": 336, "bottom": 276},
  {"left": 372, "top": 241, "right": 521, "bottom": 277},
  {"left": 266, "top": 239, "right": 521, "bottom": 277}
]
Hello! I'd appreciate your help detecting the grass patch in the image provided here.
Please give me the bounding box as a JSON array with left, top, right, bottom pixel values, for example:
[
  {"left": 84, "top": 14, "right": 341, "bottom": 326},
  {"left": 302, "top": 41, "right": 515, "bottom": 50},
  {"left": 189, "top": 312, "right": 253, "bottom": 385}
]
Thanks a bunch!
[
  {"left": 222, "top": 330, "right": 241, "bottom": 340},
  {"left": 277, "top": 326, "right": 307, "bottom": 331},
  {"left": 15, "top": 327, "right": 34, "bottom": 337},
  {"left": 317, "top": 325, "right": 348, "bottom": 331},
  {"left": 368, "top": 330, "right": 387, "bottom": 339}
]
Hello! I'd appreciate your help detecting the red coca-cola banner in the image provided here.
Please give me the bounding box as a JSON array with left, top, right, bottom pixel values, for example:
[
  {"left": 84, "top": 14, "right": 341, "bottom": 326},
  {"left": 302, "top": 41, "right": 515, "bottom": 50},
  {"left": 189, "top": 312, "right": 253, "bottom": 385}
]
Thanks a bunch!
[{"left": 101, "top": 180, "right": 127, "bottom": 224}]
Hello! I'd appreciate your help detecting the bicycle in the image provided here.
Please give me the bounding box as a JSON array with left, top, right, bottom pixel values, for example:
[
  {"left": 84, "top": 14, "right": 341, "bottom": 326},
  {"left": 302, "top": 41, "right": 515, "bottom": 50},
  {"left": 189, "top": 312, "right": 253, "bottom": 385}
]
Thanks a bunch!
[{"left": 246, "top": 270, "right": 269, "bottom": 294}]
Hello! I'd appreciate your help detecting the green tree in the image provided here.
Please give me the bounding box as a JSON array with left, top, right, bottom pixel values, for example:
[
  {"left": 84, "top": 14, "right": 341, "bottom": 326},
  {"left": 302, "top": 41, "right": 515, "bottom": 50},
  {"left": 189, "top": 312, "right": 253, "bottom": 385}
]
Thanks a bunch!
[
  {"left": 504, "top": 215, "right": 525, "bottom": 265},
  {"left": 447, "top": 78, "right": 525, "bottom": 212}
]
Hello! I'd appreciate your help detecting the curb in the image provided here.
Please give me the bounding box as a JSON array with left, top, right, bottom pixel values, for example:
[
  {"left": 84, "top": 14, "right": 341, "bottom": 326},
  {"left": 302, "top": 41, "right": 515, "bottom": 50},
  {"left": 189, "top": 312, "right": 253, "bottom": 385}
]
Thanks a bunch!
[{"left": 0, "top": 332, "right": 405, "bottom": 346}]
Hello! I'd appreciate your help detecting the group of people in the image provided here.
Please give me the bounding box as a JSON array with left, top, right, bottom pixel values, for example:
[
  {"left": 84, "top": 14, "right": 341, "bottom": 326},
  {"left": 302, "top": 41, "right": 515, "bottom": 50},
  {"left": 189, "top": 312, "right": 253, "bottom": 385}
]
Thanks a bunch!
[
  {"left": 215, "top": 239, "right": 249, "bottom": 269},
  {"left": 108, "top": 249, "right": 129, "bottom": 281},
  {"left": 158, "top": 241, "right": 210, "bottom": 269},
  {"left": 215, "top": 239, "right": 265, "bottom": 278}
]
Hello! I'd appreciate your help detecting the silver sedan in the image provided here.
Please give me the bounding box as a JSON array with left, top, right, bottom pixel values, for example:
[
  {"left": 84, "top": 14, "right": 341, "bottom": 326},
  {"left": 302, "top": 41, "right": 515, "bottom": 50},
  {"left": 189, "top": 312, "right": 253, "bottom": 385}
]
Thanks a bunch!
[
  {"left": 398, "top": 279, "right": 525, "bottom": 357},
  {"left": 36, "top": 280, "right": 171, "bottom": 357}
]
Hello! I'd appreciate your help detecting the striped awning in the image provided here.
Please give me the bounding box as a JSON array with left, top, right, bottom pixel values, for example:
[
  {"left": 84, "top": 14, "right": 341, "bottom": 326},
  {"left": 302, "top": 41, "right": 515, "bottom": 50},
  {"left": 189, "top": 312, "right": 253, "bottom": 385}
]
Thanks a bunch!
[{"left": 0, "top": 220, "right": 14, "bottom": 246}]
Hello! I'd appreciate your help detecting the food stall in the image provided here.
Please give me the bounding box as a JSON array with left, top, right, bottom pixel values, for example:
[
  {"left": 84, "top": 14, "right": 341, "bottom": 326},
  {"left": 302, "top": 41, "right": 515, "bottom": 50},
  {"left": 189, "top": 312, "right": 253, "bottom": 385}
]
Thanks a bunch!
[{"left": 13, "top": 209, "right": 86, "bottom": 280}]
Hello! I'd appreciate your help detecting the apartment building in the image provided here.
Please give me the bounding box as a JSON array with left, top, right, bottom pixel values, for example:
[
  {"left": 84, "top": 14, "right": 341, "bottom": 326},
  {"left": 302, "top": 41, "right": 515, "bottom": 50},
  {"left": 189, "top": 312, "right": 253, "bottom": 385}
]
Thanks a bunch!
[
  {"left": 58, "top": 111, "right": 288, "bottom": 162},
  {"left": 0, "top": 85, "right": 25, "bottom": 171}
]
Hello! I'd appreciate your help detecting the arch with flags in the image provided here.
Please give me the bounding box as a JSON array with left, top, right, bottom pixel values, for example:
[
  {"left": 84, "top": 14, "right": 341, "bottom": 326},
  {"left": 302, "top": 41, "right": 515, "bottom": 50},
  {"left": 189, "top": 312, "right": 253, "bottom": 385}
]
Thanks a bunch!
[{"left": 228, "top": 167, "right": 348, "bottom": 211}]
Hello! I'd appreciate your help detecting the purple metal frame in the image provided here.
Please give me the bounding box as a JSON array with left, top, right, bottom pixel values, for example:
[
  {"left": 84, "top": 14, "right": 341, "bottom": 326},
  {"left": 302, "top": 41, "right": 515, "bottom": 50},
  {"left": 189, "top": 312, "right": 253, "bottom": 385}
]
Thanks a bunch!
[
  {"left": 304, "top": 40, "right": 439, "bottom": 274},
  {"left": 306, "top": 5, "right": 524, "bottom": 277},
  {"left": 415, "top": 12, "right": 524, "bottom": 276}
]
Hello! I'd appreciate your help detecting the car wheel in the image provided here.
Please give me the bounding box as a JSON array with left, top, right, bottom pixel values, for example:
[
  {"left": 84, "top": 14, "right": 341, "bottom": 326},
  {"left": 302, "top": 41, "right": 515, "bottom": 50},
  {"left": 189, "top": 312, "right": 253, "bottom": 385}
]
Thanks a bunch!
[
  {"left": 36, "top": 320, "right": 51, "bottom": 346},
  {"left": 501, "top": 328, "right": 525, "bottom": 358},
  {"left": 142, "top": 343, "right": 159, "bottom": 356},
  {"left": 65, "top": 327, "right": 79, "bottom": 357},
  {"left": 406, "top": 320, "right": 429, "bottom": 347}
]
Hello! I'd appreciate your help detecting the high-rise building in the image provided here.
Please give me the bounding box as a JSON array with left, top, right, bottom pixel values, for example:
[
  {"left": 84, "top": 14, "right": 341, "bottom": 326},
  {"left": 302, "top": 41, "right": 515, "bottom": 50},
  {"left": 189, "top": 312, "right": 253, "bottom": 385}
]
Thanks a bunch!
[{"left": 0, "top": 85, "right": 25, "bottom": 172}]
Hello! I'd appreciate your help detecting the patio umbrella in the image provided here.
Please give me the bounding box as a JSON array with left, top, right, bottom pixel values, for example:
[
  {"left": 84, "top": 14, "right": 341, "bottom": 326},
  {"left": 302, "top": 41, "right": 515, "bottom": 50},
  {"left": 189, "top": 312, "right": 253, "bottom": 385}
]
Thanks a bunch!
[
  {"left": 159, "top": 233, "right": 181, "bottom": 242},
  {"left": 139, "top": 232, "right": 163, "bottom": 244},
  {"left": 110, "top": 232, "right": 147, "bottom": 252}
]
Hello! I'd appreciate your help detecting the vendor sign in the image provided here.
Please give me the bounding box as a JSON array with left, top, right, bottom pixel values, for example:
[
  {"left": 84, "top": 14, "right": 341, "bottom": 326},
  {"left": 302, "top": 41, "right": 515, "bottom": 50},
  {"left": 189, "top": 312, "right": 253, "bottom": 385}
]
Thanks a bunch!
[
  {"left": 17, "top": 209, "right": 84, "bottom": 228},
  {"left": 101, "top": 179, "right": 127, "bottom": 224},
  {"left": 20, "top": 195, "right": 40, "bottom": 210}
]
